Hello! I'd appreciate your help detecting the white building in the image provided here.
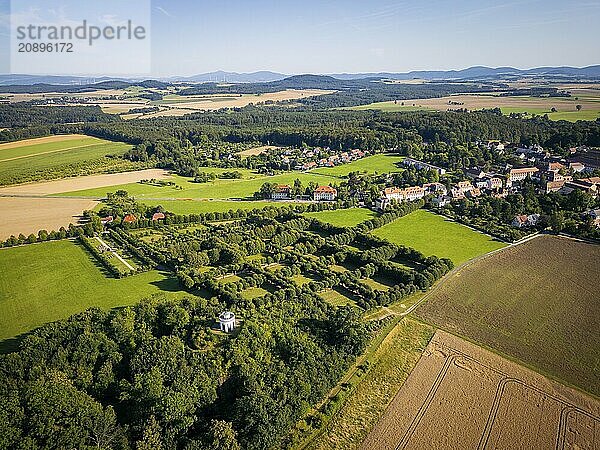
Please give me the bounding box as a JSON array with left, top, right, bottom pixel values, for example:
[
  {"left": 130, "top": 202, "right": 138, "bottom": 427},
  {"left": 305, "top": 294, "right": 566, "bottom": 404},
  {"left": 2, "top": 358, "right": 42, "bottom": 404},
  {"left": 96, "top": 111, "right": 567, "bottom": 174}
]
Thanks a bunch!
[
  {"left": 508, "top": 167, "right": 539, "bottom": 182},
  {"left": 219, "top": 311, "right": 236, "bottom": 333},
  {"left": 272, "top": 184, "right": 291, "bottom": 200},
  {"left": 313, "top": 185, "right": 337, "bottom": 201}
]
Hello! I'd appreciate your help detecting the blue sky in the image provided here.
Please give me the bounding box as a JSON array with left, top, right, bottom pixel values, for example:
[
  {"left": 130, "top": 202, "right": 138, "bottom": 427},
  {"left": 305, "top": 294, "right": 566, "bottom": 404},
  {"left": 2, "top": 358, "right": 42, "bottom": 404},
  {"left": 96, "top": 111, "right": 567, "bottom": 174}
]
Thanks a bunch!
[{"left": 1, "top": 0, "right": 600, "bottom": 76}]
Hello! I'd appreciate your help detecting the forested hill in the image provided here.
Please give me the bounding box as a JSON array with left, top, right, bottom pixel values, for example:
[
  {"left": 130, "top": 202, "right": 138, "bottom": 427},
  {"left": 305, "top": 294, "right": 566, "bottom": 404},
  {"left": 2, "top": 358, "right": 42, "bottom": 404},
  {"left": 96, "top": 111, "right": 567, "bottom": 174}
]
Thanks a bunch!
[{"left": 177, "top": 74, "right": 492, "bottom": 107}]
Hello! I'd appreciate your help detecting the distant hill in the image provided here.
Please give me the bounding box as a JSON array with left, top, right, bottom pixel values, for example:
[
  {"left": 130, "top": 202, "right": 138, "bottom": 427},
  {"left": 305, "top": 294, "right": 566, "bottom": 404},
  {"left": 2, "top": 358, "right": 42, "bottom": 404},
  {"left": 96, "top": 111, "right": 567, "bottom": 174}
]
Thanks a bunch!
[
  {"left": 168, "top": 70, "right": 288, "bottom": 83},
  {"left": 328, "top": 65, "right": 600, "bottom": 81},
  {"left": 1, "top": 66, "right": 598, "bottom": 88}
]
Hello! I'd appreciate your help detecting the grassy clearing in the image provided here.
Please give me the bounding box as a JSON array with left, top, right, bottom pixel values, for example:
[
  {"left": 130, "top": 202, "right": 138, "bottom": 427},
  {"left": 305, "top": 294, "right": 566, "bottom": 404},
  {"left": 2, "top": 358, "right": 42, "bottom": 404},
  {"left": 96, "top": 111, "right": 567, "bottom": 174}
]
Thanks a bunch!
[
  {"left": 291, "top": 274, "right": 314, "bottom": 286},
  {"left": 361, "top": 278, "right": 390, "bottom": 292},
  {"left": 57, "top": 172, "right": 340, "bottom": 200},
  {"left": 241, "top": 287, "right": 268, "bottom": 299},
  {"left": 349, "top": 102, "right": 436, "bottom": 112},
  {"left": 306, "top": 318, "right": 434, "bottom": 449},
  {"left": 218, "top": 274, "right": 242, "bottom": 284},
  {"left": 319, "top": 288, "right": 357, "bottom": 307},
  {"left": 415, "top": 234, "right": 600, "bottom": 397},
  {"left": 0, "top": 135, "right": 134, "bottom": 185},
  {"left": 0, "top": 240, "right": 183, "bottom": 343},
  {"left": 373, "top": 209, "right": 506, "bottom": 265},
  {"left": 311, "top": 154, "right": 405, "bottom": 177},
  {"left": 304, "top": 208, "right": 377, "bottom": 227}
]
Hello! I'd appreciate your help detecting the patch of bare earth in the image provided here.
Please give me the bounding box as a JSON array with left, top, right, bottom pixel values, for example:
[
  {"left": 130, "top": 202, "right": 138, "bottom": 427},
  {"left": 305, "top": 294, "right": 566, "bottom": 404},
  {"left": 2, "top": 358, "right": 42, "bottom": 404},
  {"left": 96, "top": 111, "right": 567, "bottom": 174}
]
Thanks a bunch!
[
  {"left": 0, "top": 197, "right": 99, "bottom": 238},
  {"left": 0, "top": 168, "right": 171, "bottom": 195},
  {"left": 360, "top": 330, "right": 600, "bottom": 450}
]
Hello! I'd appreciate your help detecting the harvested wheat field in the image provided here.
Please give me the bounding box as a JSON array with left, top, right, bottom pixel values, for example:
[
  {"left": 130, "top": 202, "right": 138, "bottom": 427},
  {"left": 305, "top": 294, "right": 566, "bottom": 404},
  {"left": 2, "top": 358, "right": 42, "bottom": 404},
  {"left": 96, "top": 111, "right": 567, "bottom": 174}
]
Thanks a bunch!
[
  {"left": 0, "top": 168, "right": 171, "bottom": 195},
  {"left": 0, "top": 134, "right": 91, "bottom": 150},
  {"left": 361, "top": 330, "right": 600, "bottom": 450},
  {"left": 415, "top": 234, "right": 600, "bottom": 396},
  {"left": 0, "top": 197, "right": 99, "bottom": 239}
]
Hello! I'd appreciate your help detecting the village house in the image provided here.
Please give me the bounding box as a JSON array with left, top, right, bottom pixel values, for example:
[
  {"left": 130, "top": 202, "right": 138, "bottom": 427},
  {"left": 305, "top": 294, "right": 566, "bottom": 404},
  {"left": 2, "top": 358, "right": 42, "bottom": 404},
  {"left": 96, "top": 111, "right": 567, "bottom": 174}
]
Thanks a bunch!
[
  {"left": 508, "top": 167, "right": 539, "bottom": 182},
  {"left": 422, "top": 182, "right": 448, "bottom": 196},
  {"left": 123, "top": 214, "right": 137, "bottom": 223},
  {"left": 313, "top": 185, "right": 337, "bottom": 201},
  {"left": 152, "top": 212, "right": 166, "bottom": 221},
  {"left": 569, "top": 162, "right": 586, "bottom": 173},
  {"left": 546, "top": 161, "right": 566, "bottom": 173},
  {"left": 565, "top": 177, "right": 600, "bottom": 197},
  {"left": 512, "top": 214, "right": 540, "bottom": 228},
  {"left": 402, "top": 157, "right": 447, "bottom": 175},
  {"left": 585, "top": 208, "right": 600, "bottom": 228},
  {"left": 272, "top": 184, "right": 291, "bottom": 200},
  {"left": 100, "top": 216, "right": 114, "bottom": 225},
  {"left": 431, "top": 196, "right": 452, "bottom": 208}
]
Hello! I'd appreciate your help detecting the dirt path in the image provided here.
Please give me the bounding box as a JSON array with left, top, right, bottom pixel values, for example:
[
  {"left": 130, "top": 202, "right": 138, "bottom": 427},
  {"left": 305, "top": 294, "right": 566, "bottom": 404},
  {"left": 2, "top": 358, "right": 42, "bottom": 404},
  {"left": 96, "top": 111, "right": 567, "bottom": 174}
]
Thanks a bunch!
[{"left": 93, "top": 236, "right": 134, "bottom": 270}]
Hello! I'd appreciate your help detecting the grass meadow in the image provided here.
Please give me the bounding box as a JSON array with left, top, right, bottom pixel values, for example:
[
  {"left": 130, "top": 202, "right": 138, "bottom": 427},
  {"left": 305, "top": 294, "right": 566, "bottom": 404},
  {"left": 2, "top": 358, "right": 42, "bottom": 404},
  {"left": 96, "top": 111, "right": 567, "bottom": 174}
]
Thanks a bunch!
[
  {"left": 58, "top": 172, "right": 340, "bottom": 200},
  {"left": 0, "top": 240, "right": 183, "bottom": 343},
  {"left": 311, "top": 153, "right": 405, "bottom": 177},
  {"left": 373, "top": 209, "right": 505, "bottom": 265}
]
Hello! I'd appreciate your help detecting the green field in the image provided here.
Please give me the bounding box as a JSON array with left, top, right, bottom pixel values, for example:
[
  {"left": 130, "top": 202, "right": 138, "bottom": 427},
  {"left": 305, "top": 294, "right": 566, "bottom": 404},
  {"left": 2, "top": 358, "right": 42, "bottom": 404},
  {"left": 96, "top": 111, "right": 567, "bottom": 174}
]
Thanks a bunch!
[
  {"left": 311, "top": 153, "right": 405, "bottom": 177},
  {"left": 0, "top": 136, "right": 133, "bottom": 185},
  {"left": 58, "top": 172, "right": 340, "bottom": 200},
  {"left": 350, "top": 99, "right": 600, "bottom": 122},
  {"left": 139, "top": 200, "right": 281, "bottom": 215},
  {"left": 415, "top": 235, "right": 600, "bottom": 397},
  {"left": 305, "top": 207, "right": 377, "bottom": 227},
  {"left": 349, "top": 102, "right": 436, "bottom": 112},
  {"left": 0, "top": 240, "right": 183, "bottom": 343},
  {"left": 499, "top": 107, "right": 600, "bottom": 122},
  {"left": 319, "top": 288, "right": 357, "bottom": 307},
  {"left": 373, "top": 209, "right": 505, "bottom": 265}
]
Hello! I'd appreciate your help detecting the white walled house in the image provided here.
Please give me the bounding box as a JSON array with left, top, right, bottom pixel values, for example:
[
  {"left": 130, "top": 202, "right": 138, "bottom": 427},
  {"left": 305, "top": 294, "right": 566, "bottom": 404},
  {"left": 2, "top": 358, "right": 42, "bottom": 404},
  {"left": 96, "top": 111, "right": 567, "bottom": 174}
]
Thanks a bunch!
[
  {"left": 272, "top": 184, "right": 291, "bottom": 200},
  {"left": 313, "top": 185, "right": 337, "bottom": 201}
]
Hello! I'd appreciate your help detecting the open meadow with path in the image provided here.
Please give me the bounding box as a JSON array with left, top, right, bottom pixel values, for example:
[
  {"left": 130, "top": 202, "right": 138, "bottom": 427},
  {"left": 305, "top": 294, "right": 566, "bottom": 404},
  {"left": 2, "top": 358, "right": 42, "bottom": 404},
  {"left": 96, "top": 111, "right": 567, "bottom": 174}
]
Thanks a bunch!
[
  {"left": 361, "top": 330, "right": 600, "bottom": 450},
  {"left": 372, "top": 209, "right": 506, "bottom": 265},
  {"left": 415, "top": 234, "right": 600, "bottom": 397},
  {"left": 0, "top": 240, "right": 182, "bottom": 345}
]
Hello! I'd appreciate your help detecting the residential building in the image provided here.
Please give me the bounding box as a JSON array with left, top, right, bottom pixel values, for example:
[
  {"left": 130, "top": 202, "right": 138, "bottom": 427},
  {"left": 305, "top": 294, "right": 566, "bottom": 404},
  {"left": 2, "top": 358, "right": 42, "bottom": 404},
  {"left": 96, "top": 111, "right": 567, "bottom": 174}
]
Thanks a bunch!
[
  {"left": 313, "top": 185, "right": 337, "bottom": 201},
  {"left": 152, "top": 212, "right": 165, "bottom": 221},
  {"left": 512, "top": 214, "right": 540, "bottom": 228},
  {"left": 508, "top": 167, "right": 539, "bottom": 182},
  {"left": 272, "top": 184, "right": 291, "bottom": 200},
  {"left": 123, "top": 214, "right": 136, "bottom": 223}
]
